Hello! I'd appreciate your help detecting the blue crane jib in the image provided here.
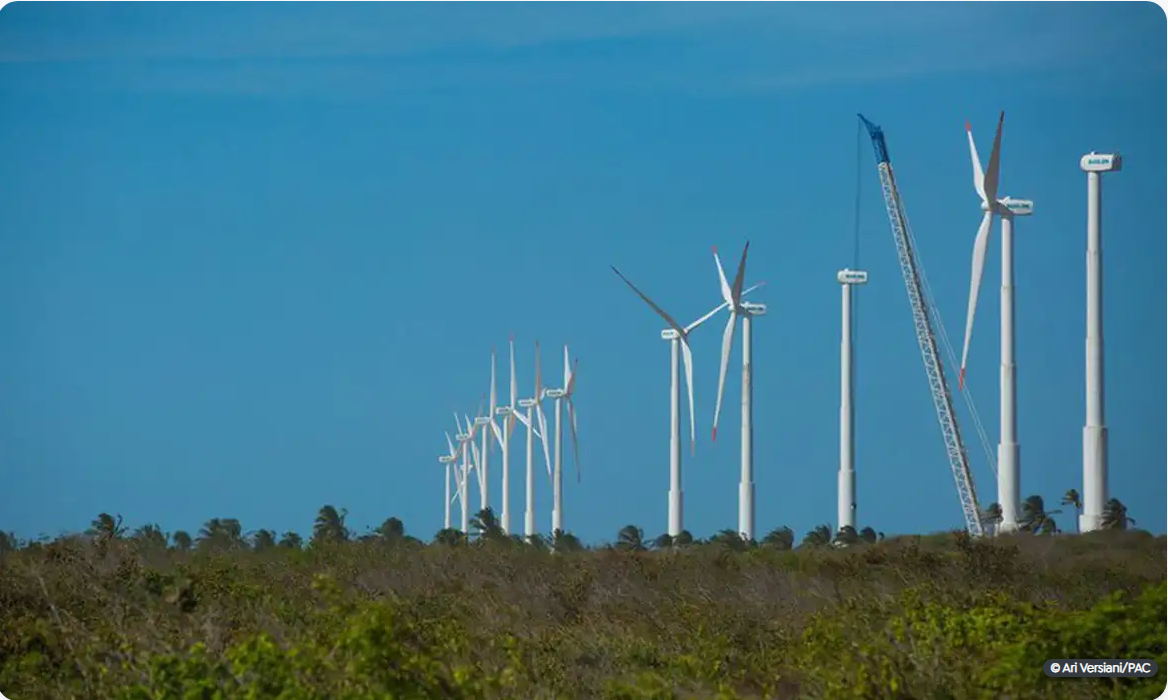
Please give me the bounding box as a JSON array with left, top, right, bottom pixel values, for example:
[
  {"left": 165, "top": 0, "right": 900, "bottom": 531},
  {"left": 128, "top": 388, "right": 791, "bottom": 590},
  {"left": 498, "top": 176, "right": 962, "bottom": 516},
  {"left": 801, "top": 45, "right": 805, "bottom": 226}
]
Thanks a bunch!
[
  {"left": 858, "top": 114, "right": 890, "bottom": 165},
  {"left": 855, "top": 112, "right": 984, "bottom": 537}
]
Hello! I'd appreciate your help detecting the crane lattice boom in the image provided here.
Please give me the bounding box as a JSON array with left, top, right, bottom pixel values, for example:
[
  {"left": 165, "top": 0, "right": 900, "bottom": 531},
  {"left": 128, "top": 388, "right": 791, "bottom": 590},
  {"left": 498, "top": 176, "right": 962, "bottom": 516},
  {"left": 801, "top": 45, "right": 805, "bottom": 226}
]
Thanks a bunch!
[{"left": 858, "top": 114, "right": 984, "bottom": 537}]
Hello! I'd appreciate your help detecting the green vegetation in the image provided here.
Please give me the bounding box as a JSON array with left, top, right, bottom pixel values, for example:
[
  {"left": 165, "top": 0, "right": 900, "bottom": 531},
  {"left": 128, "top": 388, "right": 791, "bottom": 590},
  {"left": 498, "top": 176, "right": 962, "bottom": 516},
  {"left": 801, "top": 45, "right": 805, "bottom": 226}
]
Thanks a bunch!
[{"left": 0, "top": 499, "right": 1162, "bottom": 700}]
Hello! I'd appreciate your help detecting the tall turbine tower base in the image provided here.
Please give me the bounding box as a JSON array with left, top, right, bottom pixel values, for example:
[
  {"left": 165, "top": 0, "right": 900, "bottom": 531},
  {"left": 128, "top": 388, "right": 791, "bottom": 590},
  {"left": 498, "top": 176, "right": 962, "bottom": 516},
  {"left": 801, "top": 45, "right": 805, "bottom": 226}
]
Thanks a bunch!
[
  {"left": 1079, "top": 153, "right": 1119, "bottom": 533},
  {"left": 996, "top": 443, "right": 1020, "bottom": 533},
  {"left": 1081, "top": 427, "right": 1108, "bottom": 532},
  {"left": 837, "top": 269, "right": 866, "bottom": 534}
]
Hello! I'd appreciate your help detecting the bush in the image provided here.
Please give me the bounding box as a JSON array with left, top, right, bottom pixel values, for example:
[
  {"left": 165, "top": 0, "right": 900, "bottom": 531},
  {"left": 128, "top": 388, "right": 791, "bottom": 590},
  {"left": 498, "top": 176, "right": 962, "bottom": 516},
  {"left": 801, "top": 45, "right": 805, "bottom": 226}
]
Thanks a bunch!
[{"left": 0, "top": 530, "right": 1162, "bottom": 699}]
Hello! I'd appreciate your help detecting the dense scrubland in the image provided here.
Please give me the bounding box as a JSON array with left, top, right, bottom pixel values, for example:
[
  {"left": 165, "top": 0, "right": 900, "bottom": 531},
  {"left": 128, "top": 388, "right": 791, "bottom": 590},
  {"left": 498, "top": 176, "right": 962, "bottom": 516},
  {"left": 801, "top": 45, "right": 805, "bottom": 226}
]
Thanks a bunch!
[{"left": 0, "top": 503, "right": 1163, "bottom": 700}]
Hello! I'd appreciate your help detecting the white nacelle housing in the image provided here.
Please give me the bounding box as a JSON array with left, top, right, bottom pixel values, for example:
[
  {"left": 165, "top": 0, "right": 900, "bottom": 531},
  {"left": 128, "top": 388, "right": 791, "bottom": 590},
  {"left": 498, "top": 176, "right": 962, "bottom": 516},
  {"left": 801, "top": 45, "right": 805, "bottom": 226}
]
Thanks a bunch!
[
  {"left": 517, "top": 398, "right": 536, "bottom": 408},
  {"left": 495, "top": 406, "right": 512, "bottom": 416},
  {"left": 474, "top": 416, "right": 491, "bottom": 426},
  {"left": 741, "top": 301, "right": 767, "bottom": 315},
  {"left": 439, "top": 455, "right": 455, "bottom": 463},
  {"left": 837, "top": 269, "right": 869, "bottom": 285},
  {"left": 661, "top": 328, "right": 680, "bottom": 340},
  {"left": 1080, "top": 152, "right": 1122, "bottom": 172},
  {"left": 1001, "top": 198, "right": 1034, "bottom": 216},
  {"left": 544, "top": 388, "right": 566, "bottom": 399}
]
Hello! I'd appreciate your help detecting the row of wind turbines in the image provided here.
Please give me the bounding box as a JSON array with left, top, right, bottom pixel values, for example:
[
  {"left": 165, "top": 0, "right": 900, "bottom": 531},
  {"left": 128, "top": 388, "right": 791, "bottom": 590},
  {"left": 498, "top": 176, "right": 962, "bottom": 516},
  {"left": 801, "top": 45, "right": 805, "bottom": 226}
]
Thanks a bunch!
[
  {"left": 435, "top": 111, "right": 1121, "bottom": 542},
  {"left": 438, "top": 341, "right": 580, "bottom": 539}
]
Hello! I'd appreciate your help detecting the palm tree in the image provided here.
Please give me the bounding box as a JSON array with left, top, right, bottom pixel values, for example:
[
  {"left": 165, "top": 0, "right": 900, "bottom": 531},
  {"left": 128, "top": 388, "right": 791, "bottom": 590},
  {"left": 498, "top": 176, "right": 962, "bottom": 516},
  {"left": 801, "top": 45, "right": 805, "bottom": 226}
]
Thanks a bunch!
[
  {"left": 981, "top": 502, "right": 1003, "bottom": 535},
  {"left": 710, "top": 529, "right": 748, "bottom": 552},
  {"left": 278, "top": 531, "right": 303, "bottom": 549},
  {"left": 1061, "top": 489, "right": 1083, "bottom": 533},
  {"left": 1019, "top": 495, "right": 1061, "bottom": 534},
  {"left": 133, "top": 524, "right": 168, "bottom": 549},
  {"left": 674, "top": 530, "right": 694, "bottom": 547},
  {"left": 551, "top": 529, "right": 584, "bottom": 552},
  {"left": 0, "top": 531, "right": 18, "bottom": 553},
  {"left": 652, "top": 533, "right": 673, "bottom": 549},
  {"left": 859, "top": 526, "right": 878, "bottom": 544},
  {"left": 312, "top": 505, "right": 349, "bottom": 545},
  {"left": 251, "top": 529, "right": 277, "bottom": 551},
  {"left": 470, "top": 508, "right": 506, "bottom": 542},
  {"left": 617, "top": 525, "right": 647, "bottom": 552},
  {"left": 87, "top": 513, "right": 126, "bottom": 542},
  {"left": 833, "top": 525, "right": 859, "bottom": 547},
  {"left": 171, "top": 530, "right": 193, "bottom": 552},
  {"left": 1101, "top": 498, "right": 1135, "bottom": 530},
  {"left": 198, "top": 518, "right": 246, "bottom": 550},
  {"left": 376, "top": 517, "right": 406, "bottom": 541},
  {"left": 434, "top": 528, "right": 466, "bottom": 547},
  {"left": 762, "top": 526, "right": 794, "bottom": 550},
  {"left": 801, "top": 524, "right": 832, "bottom": 548}
]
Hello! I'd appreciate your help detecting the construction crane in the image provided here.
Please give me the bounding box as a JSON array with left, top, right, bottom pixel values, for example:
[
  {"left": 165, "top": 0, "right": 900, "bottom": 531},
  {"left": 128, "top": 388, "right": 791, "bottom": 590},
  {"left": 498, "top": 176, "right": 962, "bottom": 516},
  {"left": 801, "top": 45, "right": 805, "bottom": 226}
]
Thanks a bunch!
[{"left": 858, "top": 114, "right": 985, "bottom": 537}]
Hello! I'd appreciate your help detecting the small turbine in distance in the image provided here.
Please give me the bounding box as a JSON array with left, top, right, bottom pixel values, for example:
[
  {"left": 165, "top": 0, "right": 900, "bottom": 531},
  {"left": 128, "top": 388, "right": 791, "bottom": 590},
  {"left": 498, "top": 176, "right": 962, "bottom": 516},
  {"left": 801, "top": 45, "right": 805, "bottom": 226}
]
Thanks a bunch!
[{"left": 711, "top": 241, "right": 767, "bottom": 543}]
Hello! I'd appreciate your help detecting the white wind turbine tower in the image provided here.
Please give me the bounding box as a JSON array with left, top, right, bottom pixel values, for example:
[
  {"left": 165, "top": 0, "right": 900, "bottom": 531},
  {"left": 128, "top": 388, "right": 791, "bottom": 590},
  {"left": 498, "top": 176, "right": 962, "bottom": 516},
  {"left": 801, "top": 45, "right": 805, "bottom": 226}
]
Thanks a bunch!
[
  {"left": 837, "top": 268, "right": 868, "bottom": 533},
  {"left": 439, "top": 432, "right": 461, "bottom": 530},
  {"left": 712, "top": 242, "right": 767, "bottom": 542},
  {"left": 1079, "top": 150, "right": 1122, "bottom": 533},
  {"left": 611, "top": 264, "right": 765, "bottom": 538},
  {"left": 960, "top": 111, "right": 1034, "bottom": 534},
  {"left": 542, "top": 345, "right": 580, "bottom": 536},
  {"left": 510, "top": 341, "right": 553, "bottom": 540},
  {"left": 489, "top": 338, "right": 522, "bottom": 535},
  {"left": 452, "top": 414, "right": 476, "bottom": 533}
]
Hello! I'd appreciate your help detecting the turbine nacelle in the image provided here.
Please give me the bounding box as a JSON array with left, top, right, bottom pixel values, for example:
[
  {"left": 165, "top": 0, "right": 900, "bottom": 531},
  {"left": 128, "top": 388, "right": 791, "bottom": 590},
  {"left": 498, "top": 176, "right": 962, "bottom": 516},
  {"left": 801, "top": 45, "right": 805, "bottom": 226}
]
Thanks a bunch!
[
  {"left": 661, "top": 328, "right": 681, "bottom": 341},
  {"left": 837, "top": 269, "right": 869, "bottom": 285},
  {"left": 438, "top": 455, "right": 455, "bottom": 464},
  {"left": 1000, "top": 197, "right": 1034, "bottom": 217},
  {"left": 495, "top": 406, "right": 513, "bottom": 416},
  {"left": 1080, "top": 152, "right": 1122, "bottom": 172},
  {"left": 517, "top": 397, "right": 537, "bottom": 409},
  {"left": 544, "top": 388, "right": 567, "bottom": 399},
  {"left": 474, "top": 416, "right": 491, "bottom": 426},
  {"left": 740, "top": 301, "right": 767, "bottom": 316}
]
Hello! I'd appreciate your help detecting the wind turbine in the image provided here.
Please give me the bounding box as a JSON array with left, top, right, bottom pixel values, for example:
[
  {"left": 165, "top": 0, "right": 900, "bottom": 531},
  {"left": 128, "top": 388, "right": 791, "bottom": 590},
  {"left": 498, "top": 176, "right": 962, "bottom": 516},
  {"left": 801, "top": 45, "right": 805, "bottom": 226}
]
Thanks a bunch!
[
  {"left": 837, "top": 269, "right": 868, "bottom": 534},
  {"left": 711, "top": 242, "right": 767, "bottom": 542},
  {"left": 1079, "top": 150, "right": 1122, "bottom": 533},
  {"left": 960, "top": 111, "right": 1034, "bottom": 534},
  {"left": 452, "top": 414, "right": 475, "bottom": 533},
  {"left": 510, "top": 340, "right": 553, "bottom": 541},
  {"left": 489, "top": 338, "right": 520, "bottom": 535},
  {"left": 439, "top": 432, "right": 461, "bottom": 530},
  {"left": 475, "top": 371, "right": 496, "bottom": 514},
  {"left": 543, "top": 345, "right": 580, "bottom": 537},
  {"left": 611, "top": 265, "right": 765, "bottom": 538}
]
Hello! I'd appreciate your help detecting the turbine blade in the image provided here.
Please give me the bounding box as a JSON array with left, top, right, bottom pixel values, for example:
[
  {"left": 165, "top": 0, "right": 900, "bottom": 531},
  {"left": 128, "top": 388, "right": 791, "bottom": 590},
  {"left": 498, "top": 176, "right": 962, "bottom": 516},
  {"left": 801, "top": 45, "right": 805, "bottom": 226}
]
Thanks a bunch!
[
  {"left": 713, "top": 246, "right": 734, "bottom": 305},
  {"left": 959, "top": 211, "right": 994, "bottom": 388},
  {"left": 536, "top": 403, "right": 552, "bottom": 480},
  {"left": 565, "top": 357, "right": 579, "bottom": 396},
  {"left": 490, "top": 419, "right": 503, "bottom": 446},
  {"left": 563, "top": 345, "right": 571, "bottom": 390},
  {"left": 712, "top": 311, "right": 737, "bottom": 441},
  {"left": 490, "top": 348, "right": 498, "bottom": 414},
  {"left": 966, "top": 119, "right": 987, "bottom": 203},
  {"left": 534, "top": 340, "right": 542, "bottom": 401},
  {"left": 680, "top": 337, "right": 697, "bottom": 456},
  {"left": 445, "top": 431, "right": 456, "bottom": 457},
  {"left": 567, "top": 397, "right": 581, "bottom": 483},
  {"left": 611, "top": 266, "right": 687, "bottom": 335},
  {"left": 730, "top": 241, "right": 750, "bottom": 304},
  {"left": 509, "top": 337, "right": 517, "bottom": 438},
  {"left": 982, "top": 111, "right": 1004, "bottom": 206},
  {"left": 512, "top": 409, "right": 531, "bottom": 430}
]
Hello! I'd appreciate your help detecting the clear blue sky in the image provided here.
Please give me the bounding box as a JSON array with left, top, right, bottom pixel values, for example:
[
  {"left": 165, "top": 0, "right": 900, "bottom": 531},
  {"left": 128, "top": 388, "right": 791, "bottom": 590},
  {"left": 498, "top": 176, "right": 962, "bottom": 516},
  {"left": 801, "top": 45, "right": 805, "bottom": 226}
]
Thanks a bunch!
[{"left": 1, "top": 2, "right": 1164, "bottom": 544}]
